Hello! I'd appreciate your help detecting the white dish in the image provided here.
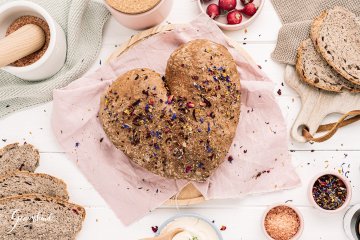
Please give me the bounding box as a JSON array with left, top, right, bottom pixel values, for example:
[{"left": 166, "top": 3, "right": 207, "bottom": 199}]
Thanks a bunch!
[
  {"left": 197, "top": 0, "right": 265, "bottom": 31},
  {"left": 343, "top": 204, "right": 360, "bottom": 240},
  {"left": 104, "top": 0, "right": 174, "bottom": 30},
  {"left": 158, "top": 214, "right": 222, "bottom": 240},
  {"left": 0, "top": 1, "right": 66, "bottom": 81}
]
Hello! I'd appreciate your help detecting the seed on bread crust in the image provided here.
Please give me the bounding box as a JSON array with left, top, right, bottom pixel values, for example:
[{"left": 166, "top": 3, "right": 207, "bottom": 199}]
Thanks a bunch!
[{"left": 99, "top": 40, "right": 241, "bottom": 182}]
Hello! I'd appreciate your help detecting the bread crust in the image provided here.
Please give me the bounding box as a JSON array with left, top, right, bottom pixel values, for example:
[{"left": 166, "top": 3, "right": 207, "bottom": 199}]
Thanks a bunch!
[
  {"left": 0, "top": 171, "right": 69, "bottom": 200},
  {"left": 296, "top": 38, "right": 360, "bottom": 93},
  {"left": 0, "top": 194, "right": 85, "bottom": 240},
  {"left": 311, "top": 7, "right": 360, "bottom": 86},
  {"left": 0, "top": 194, "right": 86, "bottom": 219},
  {"left": 0, "top": 143, "right": 40, "bottom": 175},
  {"left": 99, "top": 40, "right": 241, "bottom": 182},
  {"left": 296, "top": 39, "right": 342, "bottom": 92}
]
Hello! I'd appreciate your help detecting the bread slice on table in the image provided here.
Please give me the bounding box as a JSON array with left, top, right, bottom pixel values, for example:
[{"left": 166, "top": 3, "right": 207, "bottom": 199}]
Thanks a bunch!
[
  {"left": 0, "top": 143, "right": 39, "bottom": 175},
  {"left": 0, "top": 171, "right": 69, "bottom": 200},
  {"left": 0, "top": 194, "right": 85, "bottom": 240},
  {"left": 311, "top": 6, "right": 360, "bottom": 86},
  {"left": 296, "top": 39, "right": 360, "bottom": 92}
]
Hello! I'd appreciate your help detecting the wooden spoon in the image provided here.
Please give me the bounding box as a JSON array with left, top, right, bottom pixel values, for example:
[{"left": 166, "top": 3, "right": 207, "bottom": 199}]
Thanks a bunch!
[
  {"left": 0, "top": 24, "right": 45, "bottom": 67},
  {"left": 140, "top": 228, "right": 183, "bottom": 240}
]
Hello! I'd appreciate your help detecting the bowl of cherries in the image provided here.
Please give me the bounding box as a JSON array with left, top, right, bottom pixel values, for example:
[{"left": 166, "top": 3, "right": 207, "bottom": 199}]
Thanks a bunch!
[{"left": 198, "top": 0, "right": 265, "bottom": 31}]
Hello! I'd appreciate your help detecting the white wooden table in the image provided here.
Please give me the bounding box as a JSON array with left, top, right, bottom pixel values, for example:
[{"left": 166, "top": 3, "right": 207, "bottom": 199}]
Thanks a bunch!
[{"left": 1, "top": 1, "right": 359, "bottom": 239}]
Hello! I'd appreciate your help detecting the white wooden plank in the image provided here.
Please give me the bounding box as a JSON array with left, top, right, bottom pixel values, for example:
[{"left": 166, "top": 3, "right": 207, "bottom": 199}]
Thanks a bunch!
[
  {"left": 79, "top": 206, "right": 348, "bottom": 239},
  {"left": 224, "top": 0, "right": 281, "bottom": 42},
  {"left": 0, "top": 1, "right": 358, "bottom": 238},
  {"left": 33, "top": 150, "right": 360, "bottom": 208},
  {"left": 102, "top": 0, "right": 281, "bottom": 45},
  {"left": 0, "top": 102, "right": 62, "bottom": 152},
  {"left": 91, "top": 44, "right": 296, "bottom": 97},
  {"left": 88, "top": 44, "right": 360, "bottom": 150},
  {"left": 0, "top": 95, "right": 359, "bottom": 153}
]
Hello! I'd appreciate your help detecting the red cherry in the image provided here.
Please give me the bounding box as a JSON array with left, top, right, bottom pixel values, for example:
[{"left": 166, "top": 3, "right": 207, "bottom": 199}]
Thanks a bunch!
[
  {"left": 240, "top": 0, "right": 254, "bottom": 5},
  {"left": 151, "top": 226, "right": 158, "bottom": 233},
  {"left": 241, "top": 2, "right": 258, "bottom": 17},
  {"left": 206, "top": 4, "right": 220, "bottom": 19},
  {"left": 227, "top": 10, "right": 242, "bottom": 24},
  {"left": 218, "top": 0, "right": 237, "bottom": 11}
]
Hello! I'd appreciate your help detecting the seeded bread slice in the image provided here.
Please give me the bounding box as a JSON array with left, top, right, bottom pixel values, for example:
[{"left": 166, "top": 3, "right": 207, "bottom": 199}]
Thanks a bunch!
[
  {"left": 296, "top": 39, "right": 360, "bottom": 92},
  {"left": 0, "top": 143, "right": 39, "bottom": 175},
  {"left": 0, "top": 171, "right": 69, "bottom": 200},
  {"left": 0, "top": 194, "right": 85, "bottom": 240},
  {"left": 311, "top": 6, "right": 360, "bottom": 86}
]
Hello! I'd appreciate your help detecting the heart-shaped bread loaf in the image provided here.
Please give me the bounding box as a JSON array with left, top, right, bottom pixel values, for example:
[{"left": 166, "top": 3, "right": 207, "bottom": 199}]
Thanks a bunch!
[{"left": 100, "top": 39, "right": 241, "bottom": 182}]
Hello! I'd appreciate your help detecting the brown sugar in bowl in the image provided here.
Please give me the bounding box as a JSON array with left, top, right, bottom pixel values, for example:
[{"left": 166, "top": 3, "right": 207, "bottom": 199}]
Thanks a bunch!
[
  {"left": 6, "top": 15, "right": 50, "bottom": 67},
  {"left": 104, "top": 0, "right": 174, "bottom": 30},
  {"left": 262, "top": 204, "right": 304, "bottom": 240},
  {"left": 105, "top": 0, "right": 161, "bottom": 14}
]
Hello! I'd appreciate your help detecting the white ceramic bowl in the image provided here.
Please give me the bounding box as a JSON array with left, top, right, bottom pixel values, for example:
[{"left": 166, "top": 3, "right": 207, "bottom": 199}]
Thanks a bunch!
[
  {"left": 198, "top": 0, "right": 265, "bottom": 31},
  {"left": 157, "top": 213, "right": 223, "bottom": 239},
  {"left": 343, "top": 204, "right": 360, "bottom": 240},
  {"left": 308, "top": 171, "right": 352, "bottom": 213},
  {"left": 104, "top": 0, "right": 174, "bottom": 30},
  {"left": 262, "top": 204, "right": 304, "bottom": 240},
  {"left": 0, "top": 1, "right": 67, "bottom": 81}
]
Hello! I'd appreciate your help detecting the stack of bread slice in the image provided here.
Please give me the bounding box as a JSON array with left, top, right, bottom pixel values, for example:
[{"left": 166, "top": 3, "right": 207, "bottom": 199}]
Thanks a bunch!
[
  {"left": 296, "top": 6, "right": 360, "bottom": 92},
  {"left": 0, "top": 143, "right": 85, "bottom": 240}
]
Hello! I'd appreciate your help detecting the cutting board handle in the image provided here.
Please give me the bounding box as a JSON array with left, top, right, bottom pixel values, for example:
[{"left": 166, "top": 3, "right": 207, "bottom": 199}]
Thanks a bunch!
[
  {"left": 285, "top": 66, "right": 328, "bottom": 142},
  {"left": 285, "top": 65, "right": 360, "bottom": 143},
  {"left": 291, "top": 107, "right": 327, "bottom": 143},
  {"left": 0, "top": 24, "right": 45, "bottom": 67}
]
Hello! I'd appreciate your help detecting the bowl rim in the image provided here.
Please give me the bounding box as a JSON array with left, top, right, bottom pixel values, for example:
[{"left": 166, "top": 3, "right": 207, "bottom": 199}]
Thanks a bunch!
[
  {"left": 308, "top": 171, "right": 352, "bottom": 213},
  {"left": 0, "top": 0, "right": 57, "bottom": 72},
  {"left": 156, "top": 213, "right": 223, "bottom": 239},
  {"left": 262, "top": 203, "right": 304, "bottom": 240},
  {"left": 343, "top": 203, "right": 360, "bottom": 240},
  {"left": 104, "top": 0, "right": 169, "bottom": 17},
  {"left": 197, "top": 0, "right": 265, "bottom": 29}
]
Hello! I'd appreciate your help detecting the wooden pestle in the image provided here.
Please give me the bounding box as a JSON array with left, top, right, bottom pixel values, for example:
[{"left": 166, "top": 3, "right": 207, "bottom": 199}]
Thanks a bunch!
[
  {"left": 140, "top": 228, "right": 183, "bottom": 240},
  {"left": 0, "top": 24, "right": 45, "bottom": 67}
]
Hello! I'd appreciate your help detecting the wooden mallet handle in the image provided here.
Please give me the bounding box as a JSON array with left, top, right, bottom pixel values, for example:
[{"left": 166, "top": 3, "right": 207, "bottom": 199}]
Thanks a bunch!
[
  {"left": 140, "top": 228, "right": 183, "bottom": 240},
  {"left": 0, "top": 24, "right": 45, "bottom": 67}
]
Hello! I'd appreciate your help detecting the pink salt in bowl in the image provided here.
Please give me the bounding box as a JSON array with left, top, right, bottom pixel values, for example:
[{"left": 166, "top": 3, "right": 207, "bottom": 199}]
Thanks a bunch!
[
  {"left": 262, "top": 204, "right": 304, "bottom": 240},
  {"left": 308, "top": 171, "right": 352, "bottom": 213},
  {"left": 198, "top": 0, "right": 265, "bottom": 31}
]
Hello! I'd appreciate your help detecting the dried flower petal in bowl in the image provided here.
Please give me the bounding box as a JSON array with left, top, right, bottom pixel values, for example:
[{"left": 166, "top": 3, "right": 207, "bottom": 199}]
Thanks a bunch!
[{"left": 309, "top": 172, "right": 352, "bottom": 212}]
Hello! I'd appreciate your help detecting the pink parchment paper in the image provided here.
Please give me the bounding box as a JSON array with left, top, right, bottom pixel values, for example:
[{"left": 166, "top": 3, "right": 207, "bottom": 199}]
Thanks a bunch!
[{"left": 52, "top": 15, "right": 301, "bottom": 225}]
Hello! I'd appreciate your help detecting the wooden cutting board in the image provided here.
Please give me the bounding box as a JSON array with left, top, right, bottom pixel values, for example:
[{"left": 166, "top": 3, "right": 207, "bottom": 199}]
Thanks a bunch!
[
  {"left": 285, "top": 65, "right": 360, "bottom": 143},
  {"left": 107, "top": 24, "right": 256, "bottom": 205}
]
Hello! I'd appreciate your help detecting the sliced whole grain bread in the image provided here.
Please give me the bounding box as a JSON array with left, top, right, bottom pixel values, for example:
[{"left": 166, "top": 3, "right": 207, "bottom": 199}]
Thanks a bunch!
[
  {"left": 0, "top": 143, "right": 39, "bottom": 175},
  {"left": 311, "top": 6, "right": 360, "bottom": 86},
  {"left": 0, "top": 171, "right": 68, "bottom": 200},
  {"left": 0, "top": 194, "right": 85, "bottom": 240},
  {"left": 296, "top": 39, "right": 360, "bottom": 92}
]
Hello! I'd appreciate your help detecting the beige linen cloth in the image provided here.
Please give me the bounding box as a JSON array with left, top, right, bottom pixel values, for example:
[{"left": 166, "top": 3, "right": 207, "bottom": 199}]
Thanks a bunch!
[{"left": 271, "top": 0, "right": 360, "bottom": 65}]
